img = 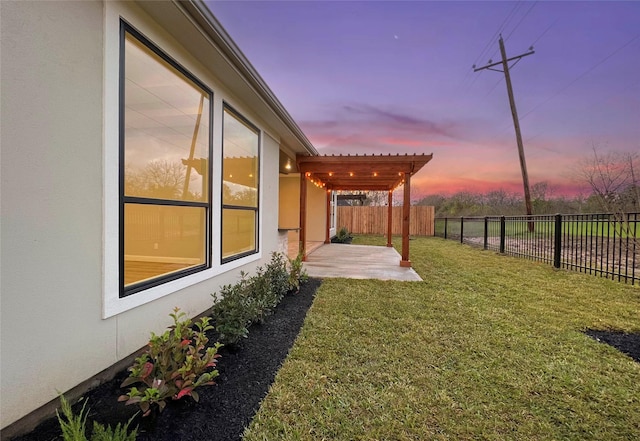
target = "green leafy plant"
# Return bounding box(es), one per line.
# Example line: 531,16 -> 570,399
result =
211,273 -> 254,345
57,394 -> 89,441
264,252 -> 291,300
90,420 -> 138,441
287,252 -> 308,293
57,394 -> 137,441
332,226 -> 353,244
211,252 -> 308,345
118,308 -> 222,416
250,253 -> 290,322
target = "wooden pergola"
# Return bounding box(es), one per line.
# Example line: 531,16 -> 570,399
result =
297,153 -> 433,267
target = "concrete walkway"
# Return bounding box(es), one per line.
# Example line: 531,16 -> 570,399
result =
303,244 -> 423,282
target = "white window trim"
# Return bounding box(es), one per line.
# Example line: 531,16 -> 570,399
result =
102,3 -> 262,318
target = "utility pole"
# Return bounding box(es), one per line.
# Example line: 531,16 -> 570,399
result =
474,35 -> 535,231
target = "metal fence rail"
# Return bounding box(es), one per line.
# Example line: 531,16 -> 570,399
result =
435,213 -> 639,285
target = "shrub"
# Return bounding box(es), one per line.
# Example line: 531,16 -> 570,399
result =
332,227 -> 353,243
90,420 -> 138,441
246,268 -> 275,325
57,395 -> 137,441
118,308 -> 222,416
247,252 -> 294,323
57,394 -> 89,441
211,252 -> 308,344
211,273 -> 254,345
263,252 -> 290,304
287,252 -> 308,293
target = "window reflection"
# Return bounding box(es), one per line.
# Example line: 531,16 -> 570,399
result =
121,27 -> 211,292
222,107 -> 259,260
124,33 -> 209,202
223,108 -> 258,207
222,208 -> 256,259
124,205 -> 206,286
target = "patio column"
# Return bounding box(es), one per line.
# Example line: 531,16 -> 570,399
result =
387,189 -> 393,247
325,189 -> 331,244
400,173 -> 411,267
299,173 -> 307,261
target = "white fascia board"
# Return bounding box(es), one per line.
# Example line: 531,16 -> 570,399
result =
177,0 -> 318,157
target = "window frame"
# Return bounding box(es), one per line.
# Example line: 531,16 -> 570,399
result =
119,21 -> 213,298
221,103 -> 261,264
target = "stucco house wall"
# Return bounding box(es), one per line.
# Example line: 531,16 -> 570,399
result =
0,0 -> 315,431
279,175 -> 301,229
306,185 -> 329,242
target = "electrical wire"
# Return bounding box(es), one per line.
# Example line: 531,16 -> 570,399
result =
519,33 -> 640,121
463,2 -> 524,90
505,2 -> 538,42
530,19 -> 557,47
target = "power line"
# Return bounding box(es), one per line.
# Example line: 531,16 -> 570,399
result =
520,33 -> 640,121
463,2 -> 524,90
472,2 -> 522,67
485,76 -> 504,97
530,19 -> 557,47
505,1 -> 538,42
523,76 -> 640,145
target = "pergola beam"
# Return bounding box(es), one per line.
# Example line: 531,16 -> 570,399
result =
296,153 -> 433,267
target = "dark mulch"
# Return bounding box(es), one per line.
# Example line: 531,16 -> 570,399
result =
13,278 -> 322,441
585,329 -> 640,363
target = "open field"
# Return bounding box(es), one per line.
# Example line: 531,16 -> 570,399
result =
437,217 -> 639,239
244,236 -> 640,440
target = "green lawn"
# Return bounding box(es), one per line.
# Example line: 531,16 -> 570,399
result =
436,217 -> 638,239
244,236 -> 640,440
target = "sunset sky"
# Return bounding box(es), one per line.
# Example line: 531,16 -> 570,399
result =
206,1 -> 640,199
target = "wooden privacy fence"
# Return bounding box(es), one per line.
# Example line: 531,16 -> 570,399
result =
337,206 -> 435,236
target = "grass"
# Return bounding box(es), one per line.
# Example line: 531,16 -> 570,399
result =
436,217 -> 639,239
243,236 -> 640,440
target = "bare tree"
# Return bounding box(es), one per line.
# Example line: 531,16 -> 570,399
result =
577,147 -> 639,213
576,146 -> 639,248
363,191 -> 389,206
125,160 -> 202,200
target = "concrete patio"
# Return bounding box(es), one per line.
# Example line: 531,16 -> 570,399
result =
302,244 -> 423,281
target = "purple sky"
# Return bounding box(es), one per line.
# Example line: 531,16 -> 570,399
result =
206,1 -> 640,198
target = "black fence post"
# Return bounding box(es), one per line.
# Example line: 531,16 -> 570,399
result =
483,217 -> 488,250
499,216 -> 506,254
444,217 -> 448,239
460,217 -> 464,244
553,213 -> 562,268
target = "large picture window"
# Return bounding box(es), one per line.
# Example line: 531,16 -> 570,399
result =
120,23 -> 212,296
222,106 -> 260,261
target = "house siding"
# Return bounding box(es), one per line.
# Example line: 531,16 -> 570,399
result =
0,0 -> 110,428
1,0 -> 295,430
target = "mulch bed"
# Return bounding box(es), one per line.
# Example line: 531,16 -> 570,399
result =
13,278 -> 322,441
585,329 -> 640,363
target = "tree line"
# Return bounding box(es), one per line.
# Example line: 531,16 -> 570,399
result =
417,149 -> 638,217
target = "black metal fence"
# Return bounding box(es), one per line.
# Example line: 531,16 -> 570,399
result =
435,213 -> 639,285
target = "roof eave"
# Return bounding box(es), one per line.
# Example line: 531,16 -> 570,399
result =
180,0 -> 318,156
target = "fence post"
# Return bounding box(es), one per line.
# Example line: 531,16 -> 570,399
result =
483,217 -> 488,250
460,217 -> 464,244
499,216 -> 506,253
443,218 -> 448,239
553,213 -> 562,268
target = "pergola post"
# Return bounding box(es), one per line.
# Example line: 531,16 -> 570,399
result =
386,190 -> 393,247
296,153 -> 432,267
325,189 -> 331,244
299,173 -> 308,261
400,173 -> 411,267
